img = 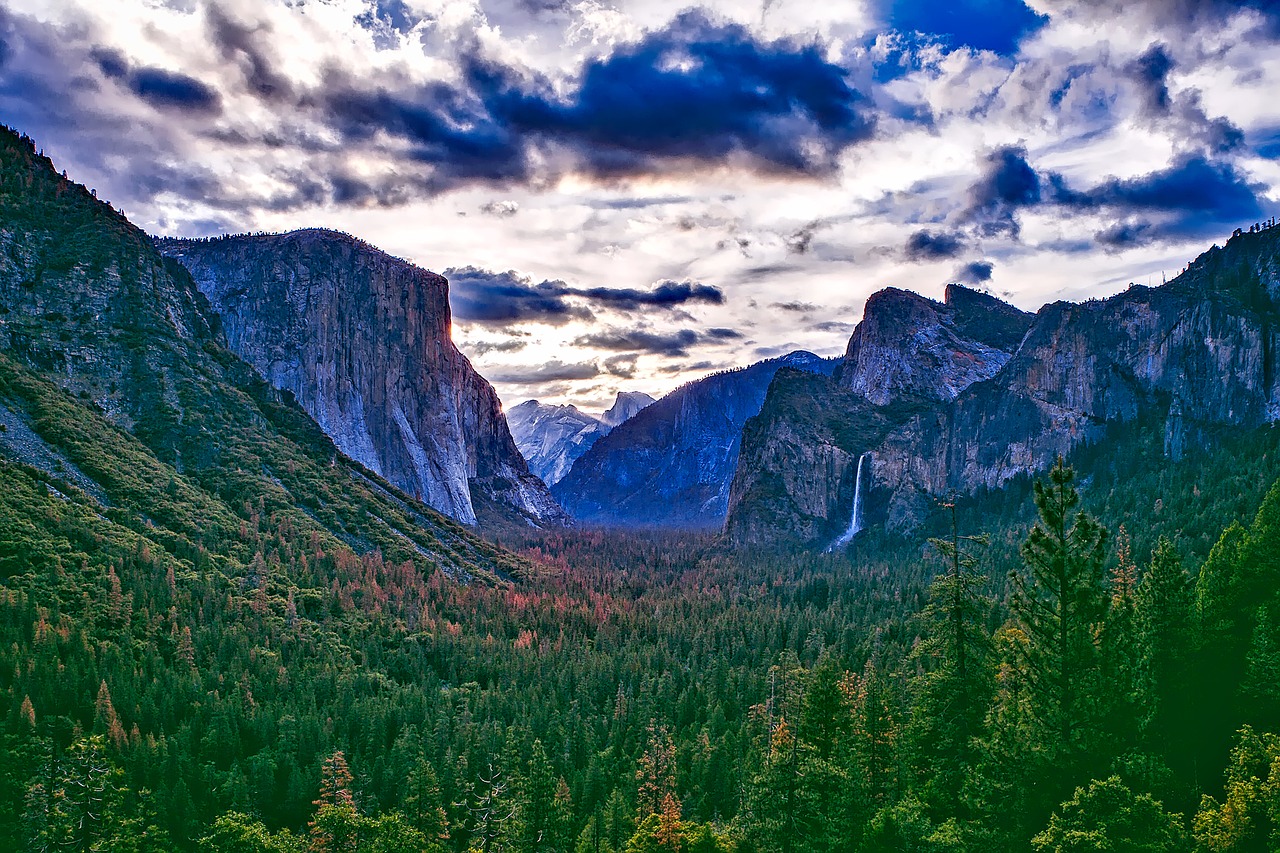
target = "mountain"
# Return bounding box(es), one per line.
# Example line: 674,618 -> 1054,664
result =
552,351 -> 838,528
0,124 -> 522,579
507,391 -> 654,486
155,231 -> 565,529
726,229 -> 1280,548
600,391 -> 655,427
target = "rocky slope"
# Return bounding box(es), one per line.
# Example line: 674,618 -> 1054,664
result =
726,229 -> 1280,548
507,391 -> 654,486
156,231 -> 566,528
0,125 -> 521,577
553,351 -> 837,528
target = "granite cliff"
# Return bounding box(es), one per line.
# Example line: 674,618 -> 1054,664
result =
553,351 -> 837,528
157,231 -> 566,528
726,231 -> 1280,548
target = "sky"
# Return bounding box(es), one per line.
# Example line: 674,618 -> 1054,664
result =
2,0 -> 1278,411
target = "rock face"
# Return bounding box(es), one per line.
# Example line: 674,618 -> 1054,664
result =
726,229 -> 1280,548
157,231 -> 566,528
507,391 -> 654,486
553,351 -> 837,528
838,285 -> 1033,404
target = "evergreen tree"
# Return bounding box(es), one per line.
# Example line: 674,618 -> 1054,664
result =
1008,460 -> 1109,791
906,505 -> 993,816
403,758 -> 449,844
1135,537 -> 1197,796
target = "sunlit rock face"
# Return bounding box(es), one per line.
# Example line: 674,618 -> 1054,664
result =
727,228 -> 1280,547
158,229 -> 567,528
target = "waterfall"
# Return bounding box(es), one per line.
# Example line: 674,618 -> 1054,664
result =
829,452 -> 871,551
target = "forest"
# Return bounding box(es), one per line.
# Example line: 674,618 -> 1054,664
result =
3,409 -> 1280,852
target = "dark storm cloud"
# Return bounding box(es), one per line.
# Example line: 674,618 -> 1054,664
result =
573,328 -> 702,357
572,280 -> 724,311
1072,155 -> 1263,221
953,140 -> 1264,248
92,47 -> 221,114
446,268 -> 726,327
955,260 -> 995,283
480,10 -> 877,177
905,229 -> 966,261
321,10 -> 881,188
879,0 -> 1048,55
446,267 -> 592,327
962,145 -> 1042,236
1128,44 -> 1173,117
1094,219 -> 1156,249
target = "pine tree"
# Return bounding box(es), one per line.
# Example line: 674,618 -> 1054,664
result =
1135,537 -> 1197,795
907,504 -> 993,816
403,757 -> 450,844
1009,460 -> 1109,781
635,724 -> 676,821
1097,526 -> 1144,758
310,751 -> 359,853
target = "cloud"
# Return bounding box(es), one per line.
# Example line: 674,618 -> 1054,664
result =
447,267 -> 726,327
955,260 -> 995,283
319,9 -> 881,190
1125,43 -> 1243,155
811,320 -> 856,334
905,228 -> 966,260
1073,155 -> 1263,220
463,339 -> 529,356
1041,0 -> 1280,38
573,327 -> 702,356
570,279 -> 724,310
480,199 -> 520,217
773,301 -> 819,312
205,5 -> 292,101
487,360 -> 603,383
92,47 -> 221,114
602,354 -> 639,377
1128,44 -> 1174,117
447,267 -> 592,327
962,144 -> 1042,237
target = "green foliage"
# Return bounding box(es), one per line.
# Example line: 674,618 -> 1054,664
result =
1193,727 -> 1280,852
1032,776 -> 1188,853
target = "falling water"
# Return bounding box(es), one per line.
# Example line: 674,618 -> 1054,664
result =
829,452 -> 871,551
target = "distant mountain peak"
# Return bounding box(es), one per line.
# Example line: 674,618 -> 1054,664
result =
508,390 -> 654,487
601,391 -> 655,427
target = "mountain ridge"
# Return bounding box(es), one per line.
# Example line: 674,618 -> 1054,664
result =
553,350 -> 838,528
726,226 -> 1280,547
